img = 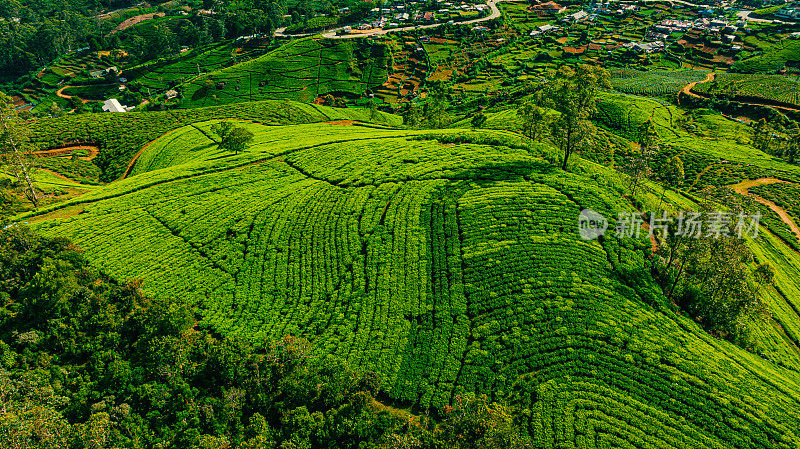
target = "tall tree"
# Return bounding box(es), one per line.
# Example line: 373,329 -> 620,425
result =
0,94 -> 37,209
423,94 -> 450,129
212,121 -> 254,154
517,101 -> 548,142
660,154 -> 685,187
654,192 -> 768,346
544,65 -> 610,170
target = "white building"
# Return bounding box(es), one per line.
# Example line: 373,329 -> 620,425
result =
530,24 -> 559,36
102,98 -> 134,113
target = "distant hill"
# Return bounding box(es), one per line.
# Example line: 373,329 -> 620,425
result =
179,38 -> 390,107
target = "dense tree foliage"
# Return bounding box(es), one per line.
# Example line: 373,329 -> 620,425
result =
0,226 -> 527,448
0,94 -> 37,209
542,65 -> 611,170
653,190 -> 770,346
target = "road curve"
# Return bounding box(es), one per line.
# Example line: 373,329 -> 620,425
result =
678,72 -> 715,103
275,0 -> 520,40
736,10 -> 785,24
730,178 -> 800,245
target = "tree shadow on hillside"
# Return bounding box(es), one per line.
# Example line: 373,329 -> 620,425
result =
447,159 -> 558,184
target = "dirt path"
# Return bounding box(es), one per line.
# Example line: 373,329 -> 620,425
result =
108,12 -> 165,36
56,86 -> 91,104
121,138 -> 159,180
678,72 -> 714,104
680,73 -> 800,112
730,177 -> 800,244
32,145 -> 99,161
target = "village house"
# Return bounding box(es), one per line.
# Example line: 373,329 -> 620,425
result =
101,98 -> 134,113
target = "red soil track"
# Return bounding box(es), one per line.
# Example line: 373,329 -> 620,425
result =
730,178 -> 800,245
32,145 -> 99,161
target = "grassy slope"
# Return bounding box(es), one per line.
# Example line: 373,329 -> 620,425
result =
20,121 -> 800,447
180,37 -> 389,107
23,99 -> 401,181
595,92 -> 800,181
692,73 -> 800,108
455,91 -> 800,376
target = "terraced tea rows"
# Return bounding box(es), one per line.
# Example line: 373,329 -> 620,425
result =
180,38 -> 389,107
24,99 -> 401,181
610,69 -> 710,99
21,121 -> 800,446
692,73 -> 800,108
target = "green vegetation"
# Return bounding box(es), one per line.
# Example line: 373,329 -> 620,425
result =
23,99 -> 400,181
126,42 -> 271,93
610,68 -> 710,100
733,39 -> 800,73
180,38 -> 390,107
10,2 -> 800,447
0,226 -> 528,448
19,120 -> 800,447
751,181 -> 800,226
692,73 -> 800,108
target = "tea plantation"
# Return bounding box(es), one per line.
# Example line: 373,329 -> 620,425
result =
180,38 -> 390,107
22,120 -> 800,447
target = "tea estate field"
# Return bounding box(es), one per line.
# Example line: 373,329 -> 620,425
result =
19,119 -> 800,447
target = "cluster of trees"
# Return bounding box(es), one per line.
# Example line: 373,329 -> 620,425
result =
511,65 -> 612,170
2,0 -> 374,80
0,1 -> 102,78
652,189 -> 772,347
751,117 -> 800,164
618,119 -> 685,205
0,225 -> 530,448
0,93 -> 37,211
401,93 -> 451,129
321,93 -> 348,108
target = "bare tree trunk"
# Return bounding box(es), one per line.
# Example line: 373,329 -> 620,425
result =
2,122 -> 37,209
562,126 -> 572,170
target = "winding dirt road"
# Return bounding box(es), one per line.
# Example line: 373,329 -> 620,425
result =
56,86 -> 90,104
678,72 -> 714,104
731,177 -> 800,244
679,73 -> 800,112
276,0 -> 519,40
32,145 -> 99,161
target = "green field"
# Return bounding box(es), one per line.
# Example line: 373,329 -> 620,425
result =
692,73 -> 800,108
610,68 -> 710,100
594,93 -> 800,183
734,37 -> 800,73
24,99 -> 401,181
180,38 -> 390,106
125,42 -> 271,93
751,181 -> 800,228
18,118 -> 800,446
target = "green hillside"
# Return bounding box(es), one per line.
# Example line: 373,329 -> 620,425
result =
692,73 -> 800,108
22,120 -> 800,446
23,99 -> 400,181
180,38 -> 390,107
